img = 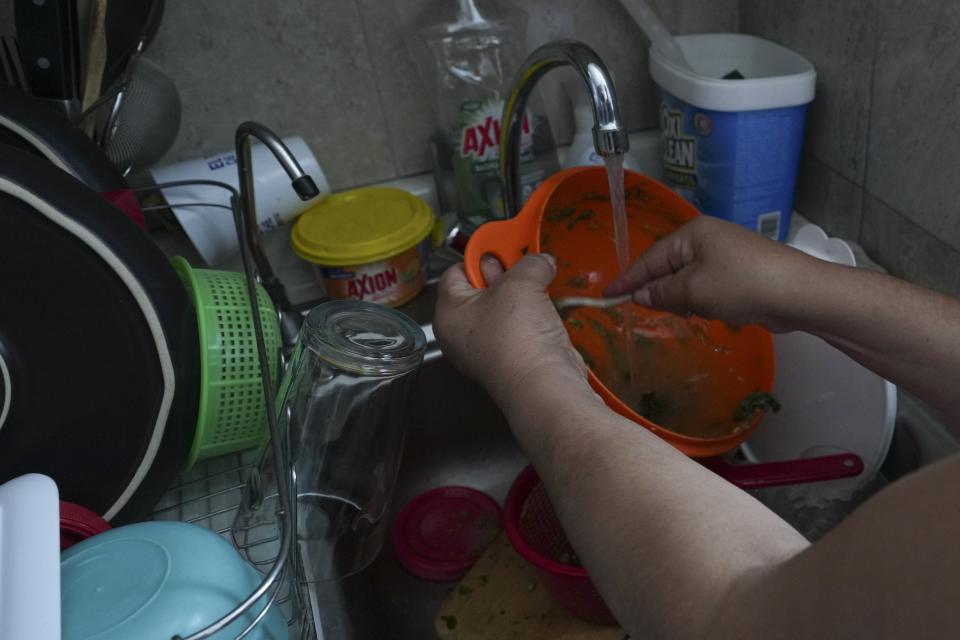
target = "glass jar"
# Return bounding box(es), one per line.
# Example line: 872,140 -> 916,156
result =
233,300 -> 426,588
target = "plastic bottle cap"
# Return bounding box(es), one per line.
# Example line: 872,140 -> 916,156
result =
392,486 -> 502,582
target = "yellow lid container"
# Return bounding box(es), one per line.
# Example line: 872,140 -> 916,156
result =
291,187 -> 435,267
292,187 -> 436,307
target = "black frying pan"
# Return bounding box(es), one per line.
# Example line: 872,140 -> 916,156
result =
0,82 -> 145,226
0,145 -> 198,522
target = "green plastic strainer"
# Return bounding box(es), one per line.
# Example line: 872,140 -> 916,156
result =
171,257 -> 281,470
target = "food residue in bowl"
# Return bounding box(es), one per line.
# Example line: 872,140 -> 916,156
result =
541,190 -> 774,441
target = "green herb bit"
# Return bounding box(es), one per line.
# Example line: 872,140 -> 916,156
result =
547,206 -> 576,222
520,245 -> 529,255
624,186 -> 645,200
567,209 -> 596,230
588,319 -> 612,341
440,615 -> 458,630
733,391 -> 781,423
634,334 -> 657,350
458,585 -> 474,595
637,391 -> 669,423
567,275 -> 589,289
601,305 -> 624,324
566,318 -> 584,330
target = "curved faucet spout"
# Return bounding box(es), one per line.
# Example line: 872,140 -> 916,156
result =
499,40 -> 629,217
234,121 -> 321,351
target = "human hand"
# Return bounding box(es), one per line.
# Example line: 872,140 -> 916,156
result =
604,216 -> 816,331
434,254 -> 591,411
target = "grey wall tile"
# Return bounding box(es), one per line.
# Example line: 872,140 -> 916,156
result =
521,0 -> 659,146
740,0 -> 876,186
0,0 -> 732,188
150,1 -> 395,191
355,0 -> 435,178
522,0 -> 738,147
794,153 -> 864,241
866,0 -> 960,252
860,193 -> 960,297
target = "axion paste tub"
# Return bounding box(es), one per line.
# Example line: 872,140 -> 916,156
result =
292,187 -> 435,307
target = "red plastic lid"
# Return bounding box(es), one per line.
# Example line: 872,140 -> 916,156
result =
60,500 -> 111,551
392,486 -> 502,581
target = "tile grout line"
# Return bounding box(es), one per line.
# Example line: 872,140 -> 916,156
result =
858,0 -> 881,246
352,0 -> 403,178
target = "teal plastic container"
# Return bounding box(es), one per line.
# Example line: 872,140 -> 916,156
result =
61,521 -> 288,640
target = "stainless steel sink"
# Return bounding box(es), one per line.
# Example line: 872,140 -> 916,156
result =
304,269 -> 960,639
149,230 -> 959,639
307,277 -> 529,640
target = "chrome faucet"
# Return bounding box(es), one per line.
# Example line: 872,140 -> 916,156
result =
234,121 -> 320,352
499,40 -> 629,217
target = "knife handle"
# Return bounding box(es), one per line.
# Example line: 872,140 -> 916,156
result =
13,0 -> 79,101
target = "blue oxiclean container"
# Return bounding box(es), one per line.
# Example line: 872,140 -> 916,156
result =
650,34 -> 816,241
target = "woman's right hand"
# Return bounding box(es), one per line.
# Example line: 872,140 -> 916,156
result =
604,216 -> 819,331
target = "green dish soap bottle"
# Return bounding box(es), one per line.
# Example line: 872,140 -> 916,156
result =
417,0 -> 559,233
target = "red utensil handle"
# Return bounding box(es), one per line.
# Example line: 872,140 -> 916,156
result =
703,453 -> 864,490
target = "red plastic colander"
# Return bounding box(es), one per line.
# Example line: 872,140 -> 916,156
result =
502,465 -> 616,625
502,455 -> 863,625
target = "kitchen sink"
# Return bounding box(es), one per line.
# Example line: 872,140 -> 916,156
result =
148,233 -> 958,639
306,277 -> 528,639
304,270 -> 959,639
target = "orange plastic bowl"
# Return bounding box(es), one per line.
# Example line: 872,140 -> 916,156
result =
464,167 -> 775,457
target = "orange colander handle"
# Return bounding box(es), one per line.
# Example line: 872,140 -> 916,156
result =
463,214 -> 540,288
463,168 -> 595,288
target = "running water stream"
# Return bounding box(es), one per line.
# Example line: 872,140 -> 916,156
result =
604,153 -> 640,394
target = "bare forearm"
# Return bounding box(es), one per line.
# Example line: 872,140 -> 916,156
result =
609,216 -> 960,425
502,372 -> 960,639
770,258 -> 960,425
501,376 -> 808,639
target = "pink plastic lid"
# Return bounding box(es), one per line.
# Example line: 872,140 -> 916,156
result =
392,486 -> 502,581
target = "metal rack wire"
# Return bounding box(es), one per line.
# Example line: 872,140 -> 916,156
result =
150,451 -> 313,639
137,137 -> 318,639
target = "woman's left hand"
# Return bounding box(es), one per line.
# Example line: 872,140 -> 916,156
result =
434,254 -> 590,412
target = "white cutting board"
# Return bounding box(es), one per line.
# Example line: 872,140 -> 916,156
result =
0,474 -> 61,640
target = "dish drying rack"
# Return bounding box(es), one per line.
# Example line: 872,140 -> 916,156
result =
136,127 -> 318,640
150,451 -> 313,640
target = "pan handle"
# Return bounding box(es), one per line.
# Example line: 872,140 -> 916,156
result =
464,216 -> 539,288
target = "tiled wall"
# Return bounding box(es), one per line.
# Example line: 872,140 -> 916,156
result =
2,1 -> 957,294
740,0 -> 960,295
141,0 -> 736,190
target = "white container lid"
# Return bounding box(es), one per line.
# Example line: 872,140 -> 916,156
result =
650,33 -> 816,112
